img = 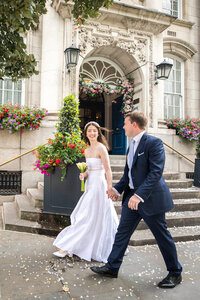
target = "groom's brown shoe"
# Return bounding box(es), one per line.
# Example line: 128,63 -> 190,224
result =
90,265 -> 118,278
158,274 -> 182,288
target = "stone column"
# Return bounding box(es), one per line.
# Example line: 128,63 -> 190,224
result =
40,1 -> 64,113
149,34 -> 165,131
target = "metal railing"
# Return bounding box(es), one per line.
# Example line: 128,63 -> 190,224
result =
0,143 -> 48,168
0,141 -> 195,168
163,142 -> 195,164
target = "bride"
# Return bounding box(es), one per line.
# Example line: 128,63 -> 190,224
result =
53,121 -> 119,262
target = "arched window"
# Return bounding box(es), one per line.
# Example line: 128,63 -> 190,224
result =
80,57 -> 124,86
0,78 -> 25,105
164,58 -> 184,119
163,0 -> 182,18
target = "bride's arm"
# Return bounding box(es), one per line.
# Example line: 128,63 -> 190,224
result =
79,151 -> 88,180
99,145 -> 112,190
79,170 -> 88,180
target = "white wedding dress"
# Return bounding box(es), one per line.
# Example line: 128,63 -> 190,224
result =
53,158 -> 119,263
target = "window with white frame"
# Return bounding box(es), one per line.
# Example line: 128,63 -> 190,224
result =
0,78 -> 25,106
162,0 -> 181,18
164,58 -> 184,119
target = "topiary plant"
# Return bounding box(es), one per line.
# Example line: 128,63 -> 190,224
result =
56,94 -> 81,135
33,95 -> 87,180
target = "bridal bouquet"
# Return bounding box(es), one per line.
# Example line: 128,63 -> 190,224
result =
76,162 -> 87,191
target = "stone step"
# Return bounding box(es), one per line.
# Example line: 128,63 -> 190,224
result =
114,199 -> 200,215
115,208 -> 200,230
112,172 -> 181,181
112,179 -> 193,188
173,198 -> 200,211
129,225 -> 200,246
0,195 -> 15,205
112,172 -> 123,180
37,182 -> 44,190
15,194 -> 41,222
36,178 -> 192,190
165,179 -> 193,188
3,202 -> 200,246
27,188 -> 43,209
170,188 -> 200,199
162,172 -> 181,180
111,165 -> 125,172
109,155 -> 126,163
2,202 -> 61,236
138,210 -> 200,229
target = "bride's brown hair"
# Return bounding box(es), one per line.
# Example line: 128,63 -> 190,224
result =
83,121 -> 110,150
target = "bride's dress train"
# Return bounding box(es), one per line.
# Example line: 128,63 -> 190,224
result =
53,158 -> 119,263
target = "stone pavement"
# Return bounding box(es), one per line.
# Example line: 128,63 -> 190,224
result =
0,222 -> 199,300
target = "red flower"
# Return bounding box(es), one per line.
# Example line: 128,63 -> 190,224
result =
68,144 -> 75,148
81,150 -> 85,154
55,158 -> 61,164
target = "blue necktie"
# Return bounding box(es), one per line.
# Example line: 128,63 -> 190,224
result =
128,139 -> 135,189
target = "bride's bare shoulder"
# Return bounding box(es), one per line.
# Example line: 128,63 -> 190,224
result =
98,143 -> 107,153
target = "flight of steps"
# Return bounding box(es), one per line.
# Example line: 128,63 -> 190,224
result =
1,155 -> 200,246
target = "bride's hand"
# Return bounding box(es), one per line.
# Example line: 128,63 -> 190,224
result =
107,188 -> 119,201
79,173 -> 85,180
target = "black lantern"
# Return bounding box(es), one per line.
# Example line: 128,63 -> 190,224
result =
155,59 -> 173,80
64,45 -> 80,70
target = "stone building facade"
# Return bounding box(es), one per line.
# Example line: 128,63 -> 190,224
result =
0,0 -> 199,190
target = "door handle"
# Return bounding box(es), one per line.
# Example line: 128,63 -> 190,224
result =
116,128 -> 119,131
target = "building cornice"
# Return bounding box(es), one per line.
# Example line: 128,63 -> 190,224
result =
52,0 -> 177,34
172,18 -> 195,29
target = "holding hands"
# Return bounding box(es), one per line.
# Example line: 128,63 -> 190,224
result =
107,188 -> 120,201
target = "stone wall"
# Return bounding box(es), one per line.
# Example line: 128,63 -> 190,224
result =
151,127 -> 196,176
0,118 -> 56,192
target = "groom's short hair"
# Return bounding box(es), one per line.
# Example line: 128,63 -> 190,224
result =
125,111 -> 148,129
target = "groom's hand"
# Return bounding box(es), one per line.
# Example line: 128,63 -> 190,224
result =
128,194 -> 141,210
107,188 -> 119,201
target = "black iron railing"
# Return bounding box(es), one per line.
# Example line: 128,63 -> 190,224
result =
0,170 -> 22,195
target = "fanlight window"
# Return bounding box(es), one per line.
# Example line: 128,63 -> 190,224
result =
80,57 -> 124,87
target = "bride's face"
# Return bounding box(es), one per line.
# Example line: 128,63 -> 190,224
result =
86,125 -> 99,142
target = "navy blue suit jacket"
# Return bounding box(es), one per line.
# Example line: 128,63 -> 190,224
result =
114,133 -> 174,216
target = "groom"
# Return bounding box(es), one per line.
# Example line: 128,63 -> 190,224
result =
91,111 -> 182,288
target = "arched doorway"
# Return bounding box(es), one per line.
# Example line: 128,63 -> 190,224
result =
79,92 -> 105,129
79,57 -> 127,154
79,53 -> 141,154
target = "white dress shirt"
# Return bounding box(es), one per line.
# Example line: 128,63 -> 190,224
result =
113,131 -> 145,202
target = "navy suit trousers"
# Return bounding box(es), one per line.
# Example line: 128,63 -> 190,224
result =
106,190 -> 182,276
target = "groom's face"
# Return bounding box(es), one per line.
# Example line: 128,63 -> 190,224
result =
123,117 -> 136,138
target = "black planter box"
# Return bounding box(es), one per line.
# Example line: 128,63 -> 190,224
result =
44,159 -> 85,215
194,158 -> 200,187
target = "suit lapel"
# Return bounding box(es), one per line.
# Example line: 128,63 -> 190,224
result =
132,133 -> 147,167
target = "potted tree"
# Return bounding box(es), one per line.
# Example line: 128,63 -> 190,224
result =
34,95 -> 87,215
194,133 -> 200,187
